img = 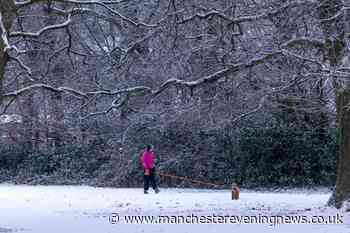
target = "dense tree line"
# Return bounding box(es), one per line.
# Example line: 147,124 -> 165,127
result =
0,109 -> 338,189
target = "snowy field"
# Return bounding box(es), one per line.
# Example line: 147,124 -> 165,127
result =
0,184 -> 349,233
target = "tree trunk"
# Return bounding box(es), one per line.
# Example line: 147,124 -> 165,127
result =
0,47 -> 8,104
44,6 -> 66,150
48,63 -> 66,150
19,92 -> 37,151
0,0 -> 16,104
50,87 -> 65,149
334,89 -> 350,208
317,0 -> 350,208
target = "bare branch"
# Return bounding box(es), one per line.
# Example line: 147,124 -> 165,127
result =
1,11 -> 32,76
0,12 -> 11,51
3,83 -> 87,99
8,54 -> 32,76
15,0 -> 157,27
86,86 -> 152,96
153,51 -> 287,97
0,96 -> 15,115
178,1 -> 314,25
281,37 -> 325,49
231,75 -> 306,124
82,94 -> 129,119
10,14 -> 72,37
281,49 -> 326,69
231,96 -> 267,124
14,0 -> 126,7
1,48 -> 327,119
319,6 -> 350,23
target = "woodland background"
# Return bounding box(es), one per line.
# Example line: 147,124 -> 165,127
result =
0,0 -> 344,191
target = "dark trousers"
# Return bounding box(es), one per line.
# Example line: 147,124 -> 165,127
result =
144,168 -> 157,191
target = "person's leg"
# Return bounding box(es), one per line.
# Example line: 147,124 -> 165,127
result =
150,168 -> 159,193
144,170 -> 150,193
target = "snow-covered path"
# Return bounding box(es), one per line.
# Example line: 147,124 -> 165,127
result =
0,185 -> 349,233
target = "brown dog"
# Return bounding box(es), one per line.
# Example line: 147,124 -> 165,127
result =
231,183 -> 240,200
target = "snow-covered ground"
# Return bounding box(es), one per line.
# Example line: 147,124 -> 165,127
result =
0,184 -> 349,233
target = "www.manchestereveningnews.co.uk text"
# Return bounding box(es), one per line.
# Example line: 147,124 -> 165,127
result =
108,213 -> 343,225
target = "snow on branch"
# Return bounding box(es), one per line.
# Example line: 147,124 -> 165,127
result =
3,84 -> 88,98
84,86 -> 152,96
152,68 -> 232,97
2,49 -> 326,117
3,83 -> 153,102
81,95 -> 129,119
53,7 -> 120,26
177,1 -> 313,25
319,7 -> 350,23
153,51 -> 287,96
230,96 -> 267,124
8,55 -> 32,76
0,12 -> 11,51
151,49 -> 327,102
5,50 -> 313,100
281,49 -> 327,69
15,0 -> 158,28
14,0 -> 126,7
282,37 -> 325,49
230,75 -> 306,124
10,14 -> 72,37
1,11 -> 32,75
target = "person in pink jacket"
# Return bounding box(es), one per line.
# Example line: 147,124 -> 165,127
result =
141,145 -> 160,194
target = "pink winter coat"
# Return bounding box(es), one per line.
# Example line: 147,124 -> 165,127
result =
141,150 -> 155,169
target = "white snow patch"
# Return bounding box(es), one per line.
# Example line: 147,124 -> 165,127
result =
0,185 -> 349,233
0,114 -> 22,124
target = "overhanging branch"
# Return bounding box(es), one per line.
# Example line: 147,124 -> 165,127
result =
177,1 -> 315,25
10,14 -> 72,37
2,49 -> 326,116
